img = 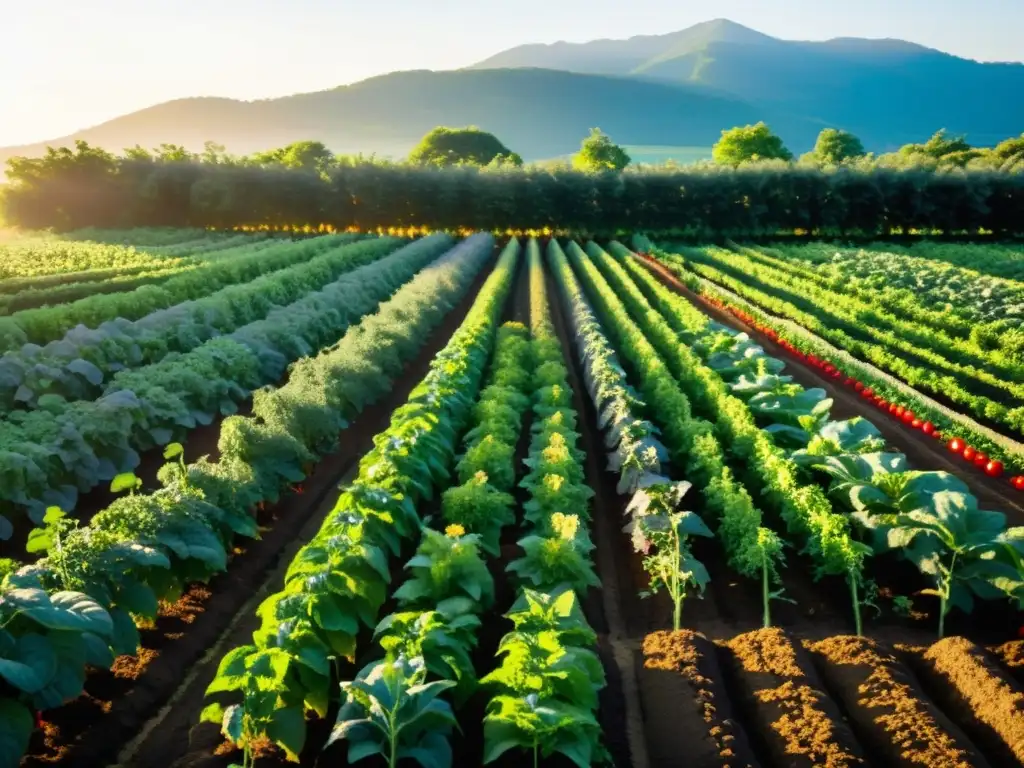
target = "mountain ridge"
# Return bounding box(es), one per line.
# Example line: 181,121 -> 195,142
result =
2,19 -> 1022,170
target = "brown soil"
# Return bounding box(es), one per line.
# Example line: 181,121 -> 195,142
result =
641,630 -> 760,768
806,635 -> 987,767
908,636 -> 1024,767
21,256 -> 497,768
724,628 -> 867,768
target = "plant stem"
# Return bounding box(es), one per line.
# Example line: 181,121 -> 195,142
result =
672,530 -> 682,630
761,549 -> 771,629
849,573 -> 862,637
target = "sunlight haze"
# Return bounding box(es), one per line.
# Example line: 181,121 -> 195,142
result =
3,0 -> 1021,147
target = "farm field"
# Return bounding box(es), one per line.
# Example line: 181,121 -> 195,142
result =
4,230 -> 1024,768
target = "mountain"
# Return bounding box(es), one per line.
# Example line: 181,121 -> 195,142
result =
472,19 -> 1024,148
0,68 -> 811,169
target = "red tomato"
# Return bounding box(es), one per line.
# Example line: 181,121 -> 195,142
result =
1012,475 -> 1024,490
901,410 -> 915,424
922,421 -> 935,435
854,382 -> 865,392
948,438 -> 965,453
986,461 -> 1004,478
963,446 -> 977,462
845,377 -> 855,387
863,387 -> 874,398
911,418 -> 923,429
892,405 -> 904,417
974,453 -> 989,468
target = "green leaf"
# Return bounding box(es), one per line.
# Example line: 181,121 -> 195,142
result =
0,699 -> 34,768
221,704 -> 244,744
24,528 -> 55,554
42,506 -> 66,525
163,443 -> 185,460
267,705 -> 306,762
0,633 -> 57,693
110,473 -> 142,494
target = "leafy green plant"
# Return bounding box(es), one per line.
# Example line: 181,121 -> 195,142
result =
440,472 -> 515,556
326,655 -> 458,768
482,588 -> 607,767
374,603 -> 480,705
110,472 -> 143,495
393,522 -> 495,614
456,436 -> 516,491
508,513 -> 599,594
886,492 -> 1024,637
626,482 -> 712,630
155,442 -> 188,487
201,646 -> 307,767
0,575 -> 115,768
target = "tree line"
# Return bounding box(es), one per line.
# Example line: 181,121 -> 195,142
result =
2,125 -> 1023,235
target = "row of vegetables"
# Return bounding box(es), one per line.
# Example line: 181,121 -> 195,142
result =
0,232 -> 276,316
201,237 -> 521,767
769,240 -> 1024,337
736,241 -> 1024,390
0,233 -> 300,350
0,234 -> 498,768
0,234 -> 381,412
0,234 -> 456,537
672,243 -> 1024,443
613,238 -> 1024,640
640,239 -> 1024,475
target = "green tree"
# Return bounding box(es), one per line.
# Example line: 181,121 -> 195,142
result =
572,128 -> 631,172
408,126 -> 521,167
992,132 -> 1024,171
810,128 -> 865,165
251,140 -> 334,171
712,122 -> 793,166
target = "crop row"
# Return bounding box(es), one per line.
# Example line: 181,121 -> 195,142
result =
612,239 -> 1024,638
0,234 -> 458,536
638,239 -> 1024,478
0,235 -> 395,413
0,233 -> 345,351
476,239 -> 607,766
0,234 -> 499,767
0,233 -> 279,315
737,241 -> 1024,377
200,236 -> 517,765
554,238 -> 790,626
671,244 -> 1024,441
760,241 -> 1024,338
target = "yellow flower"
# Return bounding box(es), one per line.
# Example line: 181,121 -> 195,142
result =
473,470 -> 489,484
551,512 -> 580,540
544,473 -> 566,492
445,524 -> 466,538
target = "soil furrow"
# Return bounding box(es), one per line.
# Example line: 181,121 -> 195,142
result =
641,630 -> 761,768
806,635 -> 988,768
723,628 -> 867,768
904,636 -> 1024,768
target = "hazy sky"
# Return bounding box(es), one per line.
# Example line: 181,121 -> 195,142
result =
3,0 -> 1021,146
